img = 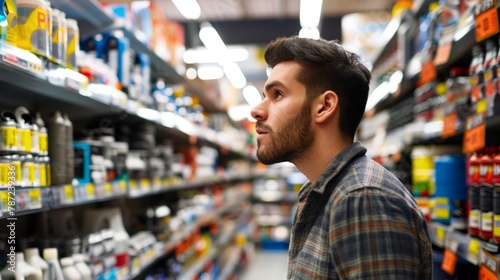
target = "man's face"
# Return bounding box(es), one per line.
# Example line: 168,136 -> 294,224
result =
251,61 -> 314,165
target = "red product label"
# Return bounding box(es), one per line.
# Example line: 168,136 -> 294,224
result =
493,156 -> 500,184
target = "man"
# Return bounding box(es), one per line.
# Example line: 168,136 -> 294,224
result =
250,36 -> 432,279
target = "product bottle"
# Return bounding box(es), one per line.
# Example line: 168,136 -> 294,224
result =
72,254 -> 91,280
492,146 -> 500,243
483,40 -> 498,98
60,258 -> 81,280
47,111 -> 66,185
469,149 -> 482,237
1,252 -> 43,280
43,248 -> 64,280
63,114 -> 74,184
470,45 -> 485,103
479,147 -> 495,241
35,112 -> 48,156
25,248 -> 48,280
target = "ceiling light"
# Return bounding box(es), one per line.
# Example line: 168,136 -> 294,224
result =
172,0 -> 201,20
199,22 -> 247,89
197,66 -> 224,80
299,28 -> 320,39
300,0 -> 323,28
243,85 -> 262,106
365,81 -> 390,112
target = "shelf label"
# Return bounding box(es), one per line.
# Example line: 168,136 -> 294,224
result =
86,184 -> 95,199
479,249 -> 499,280
153,177 -> 161,189
418,61 -> 437,86
434,26 -> 456,66
104,182 -> 112,196
463,112 -> 486,154
441,249 -> 458,276
441,112 -> 458,138
130,180 -> 138,190
64,185 -> 74,203
29,189 -> 41,209
140,179 -> 151,191
436,227 -> 446,245
119,180 -> 127,193
475,0 -> 500,42
433,198 -> 450,220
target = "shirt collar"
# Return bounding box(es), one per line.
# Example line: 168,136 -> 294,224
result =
298,141 -> 367,199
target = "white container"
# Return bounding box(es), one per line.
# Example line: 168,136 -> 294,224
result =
24,248 -> 48,280
1,252 -> 42,280
43,248 -> 64,280
59,258 -> 80,280
71,254 -> 91,280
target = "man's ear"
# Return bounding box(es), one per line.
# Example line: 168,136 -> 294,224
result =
314,90 -> 338,123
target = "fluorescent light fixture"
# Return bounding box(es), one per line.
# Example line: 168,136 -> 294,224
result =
300,0 -> 323,28
197,66 -> 224,80
228,105 -> 252,121
199,22 -> 247,88
183,48 -> 249,64
243,85 -> 262,106
299,27 -> 320,39
223,62 -> 247,89
199,23 -> 227,50
365,81 -> 390,111
172,0 -> 201,20
388,70 -> 403,93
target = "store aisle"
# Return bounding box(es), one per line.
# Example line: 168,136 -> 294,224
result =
241,250 -> 288,280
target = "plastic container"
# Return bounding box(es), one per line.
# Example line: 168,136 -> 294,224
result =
25,248 -> 48,280
72,254 -> 92,280
1,252 -> 43,280
0,111 -> 18,153
43,248 -> 64,280
0,0 -> 18,46
15,107 -> 33,153
35,112 -> 48,156
60,257 -> 81,280
17,0 -> 49,57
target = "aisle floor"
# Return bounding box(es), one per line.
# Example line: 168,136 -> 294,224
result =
241,250 -> 288,280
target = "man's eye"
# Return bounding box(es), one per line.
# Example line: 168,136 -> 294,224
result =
275,91 -> 283,98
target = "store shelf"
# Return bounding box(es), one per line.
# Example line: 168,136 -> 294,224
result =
0,187 -> 50,219
253,191 -> 297,203
50,0 -> 115,28
429,222 -> 483,266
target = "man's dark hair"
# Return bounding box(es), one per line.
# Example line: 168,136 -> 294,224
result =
264,36 -> 371,139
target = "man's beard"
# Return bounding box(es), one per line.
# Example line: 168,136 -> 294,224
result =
256,102 -> 314,165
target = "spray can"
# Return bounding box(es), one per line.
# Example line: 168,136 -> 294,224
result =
66,18 -> 79,70
469,150 -> 482,237
16,0 -> 49,58
47,111 -> 66,185
35,112 -> 48,156
63,114 -> 73,184
0,0 -> 18,46
15,106 -> 32,153
493,147 -> 500,243
0,111 -> 18,153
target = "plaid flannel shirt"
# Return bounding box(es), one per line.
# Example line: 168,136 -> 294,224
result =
287,142 -> 432,279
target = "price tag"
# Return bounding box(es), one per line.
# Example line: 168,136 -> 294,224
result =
442,249 -> 458,275
434,26 -> 456,66
463,112 -> 486,154
29,189 -> 42,209
475,0 -> 500,42
153,177 -> 161,189
433,198 -> 450,220
441,112 -> 458,138
418,61 -> 437,86
1,191 -> 8,212
477,99 -> 488,114
64,185 -> 74,203
86,184 -> 95,199
140,179 -> 151,191
436,227 -> 446,245
469,239 -> 482,257
133,257 -> 140,271
479,249 -> 499,280
119,180 -> 127,193
104,183 -> 112,196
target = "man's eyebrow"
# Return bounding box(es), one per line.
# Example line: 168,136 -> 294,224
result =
264,81 -> 288,93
